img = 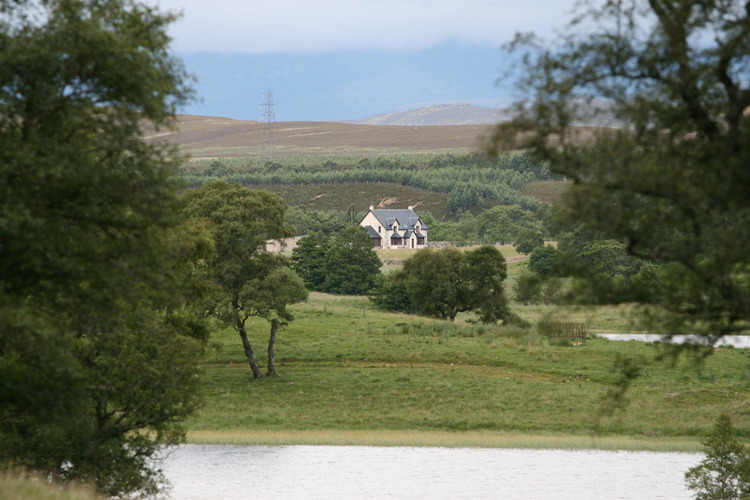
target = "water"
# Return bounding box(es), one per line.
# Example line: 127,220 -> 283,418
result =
597,333 -> 750,348
161,445 -> 701,499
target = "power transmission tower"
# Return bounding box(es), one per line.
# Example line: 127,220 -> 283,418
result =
259,90 -> 276,161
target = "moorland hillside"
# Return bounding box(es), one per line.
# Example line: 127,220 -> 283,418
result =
145,114 -> 493,158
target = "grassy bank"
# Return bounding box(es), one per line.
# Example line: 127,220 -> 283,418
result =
186,429 -> 702,452
0,471 -> 102,500
187,284 -> 750,451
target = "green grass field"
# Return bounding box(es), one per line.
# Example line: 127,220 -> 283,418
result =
187,271 -> 750,451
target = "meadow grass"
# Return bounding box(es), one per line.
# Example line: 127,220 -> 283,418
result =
0,471 -> 102,500
186,430 -> 702,452
190,291 -> 750,451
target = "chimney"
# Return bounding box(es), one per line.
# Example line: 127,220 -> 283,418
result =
407,205 -> 414,210
369,205 -> 374,211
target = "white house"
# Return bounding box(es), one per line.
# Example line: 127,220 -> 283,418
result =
359,206 -> 428,249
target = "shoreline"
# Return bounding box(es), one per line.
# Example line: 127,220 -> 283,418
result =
185,429 -> 703,453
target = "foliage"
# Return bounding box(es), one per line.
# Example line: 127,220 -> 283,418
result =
180,152 -> 545,213
393,246 -> 514,323
514,228 -> 545,255
513,269 -> 562,305
273,183 -> 448,222
286,207 -> 355,236
553,226 -> 659,304
426,204 -> 544,244
528,245 -> 561,275
578,240 -> 643,286
181,181 -> 308,378
489,0 -> 750,338
290,232 -> 330,290
292,226 -> 382,295
685,414 -> 750,500
0,0 -> 203,497
369,273 -> 416,313
322,225 -> 383,295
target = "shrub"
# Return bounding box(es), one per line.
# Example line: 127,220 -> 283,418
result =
685,414 -> 750,500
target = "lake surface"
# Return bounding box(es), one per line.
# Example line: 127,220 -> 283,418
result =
597,333 -> 750,348
161,445 -> 701,499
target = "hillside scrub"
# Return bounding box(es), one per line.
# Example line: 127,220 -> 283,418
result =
179,152 -> 551,213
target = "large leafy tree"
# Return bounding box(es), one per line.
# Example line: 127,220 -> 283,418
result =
0,0 -> 206,497
181,181 -> 307,379
514,227 -> 544,255
489,0 -> 750,339
321,225 -> 382,295
291,232 -> 330,291
395,246 -> 513,323
291,225 -> 382,295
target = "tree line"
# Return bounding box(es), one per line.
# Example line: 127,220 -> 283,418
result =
288,227 -> 519,324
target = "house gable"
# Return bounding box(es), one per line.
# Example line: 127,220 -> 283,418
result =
358,206 -> 428,249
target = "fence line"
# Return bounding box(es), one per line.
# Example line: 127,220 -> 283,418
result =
539,322 -> 587,345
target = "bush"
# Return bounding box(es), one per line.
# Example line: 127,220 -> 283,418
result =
369,274 -> 415,313
528,245 -> 562,275
513,270 -> 562,305
514,228 -> 544,255
685,414 -> 750,500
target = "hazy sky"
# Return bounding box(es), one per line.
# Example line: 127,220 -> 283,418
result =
151,0 -> 578,53
144,1 -> 582,120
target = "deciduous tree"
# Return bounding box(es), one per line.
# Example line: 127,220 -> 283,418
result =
395,246 -> 514,323
291,232 -> 331,291
181,181 -> 307,379
528,245 -> 561,276
0,0 -> 206,496
321,225 -> 382,295
685,414 -> 750,500
291,225 -> 382,295
514,228 -> 544,255
489,0 -> 750,338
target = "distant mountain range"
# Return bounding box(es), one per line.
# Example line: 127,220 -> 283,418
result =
177,45 -> 513,122
350,100 -> 620,127
350,103 -> 515,126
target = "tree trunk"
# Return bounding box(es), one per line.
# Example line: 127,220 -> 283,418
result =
235,316 -> 263,379
267,318 -> 279,377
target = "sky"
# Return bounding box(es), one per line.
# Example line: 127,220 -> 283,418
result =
148,1 -> 579,121
152,0 -> 577,54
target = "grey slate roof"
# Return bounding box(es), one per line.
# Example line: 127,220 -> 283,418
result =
368,208 -> 427,231
363,226 -> 381,239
